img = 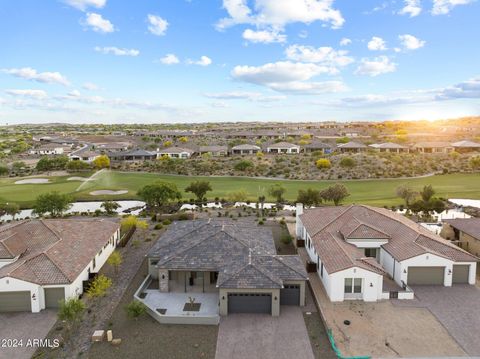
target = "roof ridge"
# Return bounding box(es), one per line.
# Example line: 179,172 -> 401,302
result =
40,251 -> 72,281
311,205 -> 354,237
216,262 -> 250,287
250,259 -> 283,285
0,220 -> 29,234
345,218 -> 390,239
271,255 -> 308,279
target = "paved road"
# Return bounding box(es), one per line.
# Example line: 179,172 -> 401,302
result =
0,310 -> 57,359
410,285 -> 480,356
215,306 -> 315,359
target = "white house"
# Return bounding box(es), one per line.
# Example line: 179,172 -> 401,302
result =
157,147 -> 195,159
29,144 -> 65,156
296,204 -> 478,302
266,142 -> 300,154
0,219 -> 120,312
69,146 -> 102,163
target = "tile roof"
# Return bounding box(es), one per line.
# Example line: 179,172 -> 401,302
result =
337,141 -> 367,149
370,142 -> 408,149
199,145 -> 228,152
413,141 -> 453,148
231,144 -> 261,150
148,219 -> 307,289
451,140 -> 480,148
157,147 -> 195,154
0,219 -> 119,285
443,218 -> 480,240
267,142 -> 300,149
300,205 -> 478,274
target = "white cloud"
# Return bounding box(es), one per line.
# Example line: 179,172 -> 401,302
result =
94,46 -> 140,56
231,61 -> 348,94
367,36 -> 387,51
5,89 -> 48,99
84,12 -> 115,33
398,0 -> 422,17
204,91 -> 287,102
285,45 -> 354,70
2,67 -> 70,86
298,30 -> 308,39
63,0 -> 106,11
432,0 -> 474,15
242,28 -> 286,43
159,54 -> 180,65
339,37 -> 351,46
355,56 -> 397,76
398,34 -> 425,50
82,82 -> 99,91
147,14 -> 168,36
217,0 -> 345,30
186,56 -> 212,66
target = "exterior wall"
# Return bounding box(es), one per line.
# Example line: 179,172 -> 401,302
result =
346,238 -> 388,248
328,268 -> 383,302
400,253 -> 453,286
458,232 -> 480,257
159,269 -> 169,292
267,146 -> 300,154
219,288 -> 280,316
0,277 -> 42,312
380,248 -> 403,286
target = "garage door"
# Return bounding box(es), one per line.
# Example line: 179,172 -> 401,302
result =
228,293 -> 271,314
0,291 -> 31,312
453,265 -> 470,284
281,285 -> 300,305
45,288 -> 65,309
407,267 -> 445,285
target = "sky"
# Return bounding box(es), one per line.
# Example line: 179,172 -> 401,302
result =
0,0 -> 479,125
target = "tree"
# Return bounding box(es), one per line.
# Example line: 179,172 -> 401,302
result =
101,201 -> 120,215
3,202 -> 20,220
178,136 -> 188,143
297,188 -> 322,207
92,155 -> 110,169
120,215 -> 148,233
185,180 -> 212,202
12,161 -> 27,172
316,158 -> 331,169
396,185 -> 417,206
107,250 -> 123,274
321,183 -> 350,206
336,137 -> 350,144
33,192 -> 73,217
0,164 -> 8,176
66,160 -> 91,171
339,157 -> 356,168
420,185 -> 435,203
234,160 -> 254,171
86,274 -> 112,298
36,156 -> 69,171
125,300 -> 147,320
137,182 -> 181,208
470,156 -> 480,169
227,189 -> 248,203
58,298 -> 85,333
268,184 -> 286,204
163,141 -> 173,148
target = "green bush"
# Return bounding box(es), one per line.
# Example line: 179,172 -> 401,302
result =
339,157 -> 356,168
154,223 -> 163,230
162,219 -> 172,225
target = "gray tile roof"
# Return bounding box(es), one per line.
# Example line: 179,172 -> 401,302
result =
300,205 -> 478,274
148,219 -> 307,289
337,141 -> 367,149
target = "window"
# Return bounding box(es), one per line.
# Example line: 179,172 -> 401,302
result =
365,248 -> 377,258
320,262 -> 324,278
344,278 -> 362,294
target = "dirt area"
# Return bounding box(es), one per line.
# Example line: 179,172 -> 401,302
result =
88,259 -> 218,359
265,220 -> 296,255
318,289 -> 465,358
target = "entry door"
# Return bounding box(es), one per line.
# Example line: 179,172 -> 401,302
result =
344,278 -> 362,299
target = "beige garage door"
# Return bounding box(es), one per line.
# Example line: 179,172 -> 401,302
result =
452,265 -> 470,284
407,267 -> 445,285
0,291 -> 32,312
45,288 -> 65,308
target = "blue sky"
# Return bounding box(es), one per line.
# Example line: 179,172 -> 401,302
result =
1,0 -> 479,124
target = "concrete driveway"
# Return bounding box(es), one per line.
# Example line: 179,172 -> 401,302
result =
0,310 -> 57,359
410,285 -> 480,356
215,306 -> 314,359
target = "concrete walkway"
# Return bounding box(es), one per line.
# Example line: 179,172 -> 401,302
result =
215,306 -> 314,359
0,310 -> 57,359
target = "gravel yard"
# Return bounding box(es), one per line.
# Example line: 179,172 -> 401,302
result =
88,258 -> 218,359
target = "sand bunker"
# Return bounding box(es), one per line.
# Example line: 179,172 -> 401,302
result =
15,178 -> 50,184
67,177 -> 93,182
90,190 -> 128,196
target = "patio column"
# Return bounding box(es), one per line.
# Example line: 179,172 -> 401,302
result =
159,269 -> 169,292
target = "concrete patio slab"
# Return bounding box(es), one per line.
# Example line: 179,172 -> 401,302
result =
215,306 -> 314,359
142,290 -> 219,317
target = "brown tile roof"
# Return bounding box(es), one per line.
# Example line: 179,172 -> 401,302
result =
300,205 -> 478,274
443,218 -> 480,240
0,219 -> 119,285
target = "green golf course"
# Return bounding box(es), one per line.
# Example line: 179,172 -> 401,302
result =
1,170 -> 479,208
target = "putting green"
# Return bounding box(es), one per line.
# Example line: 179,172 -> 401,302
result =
0,170 -> 479,208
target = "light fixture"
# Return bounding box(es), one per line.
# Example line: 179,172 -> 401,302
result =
370,283 -> 373,287
448,269 -> 452,275
222,296 -> 225,300
274,296 -> 277,301
403,269 -> 407,274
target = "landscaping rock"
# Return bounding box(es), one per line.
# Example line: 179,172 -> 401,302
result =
111,338 -> 122,346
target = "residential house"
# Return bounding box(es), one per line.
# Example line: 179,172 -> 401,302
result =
198,146 -> 228,157
304,141 -> 333,154
29,144 -> 65,156
231,144 -> 261,155
337,141 -> 367,153
137,220 -> 308,324
451,140 -> 480,153
95,142 -> 130,152
296,204 -> 478,302
266,142 -> 300,154
69,146 -> 102,163
412,142 -> 454,153
109,149 -> 157,161
0,219 -> 120,312
157,147 -> 195,159
442,218 -> 480,258
369,142 -> 409,153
